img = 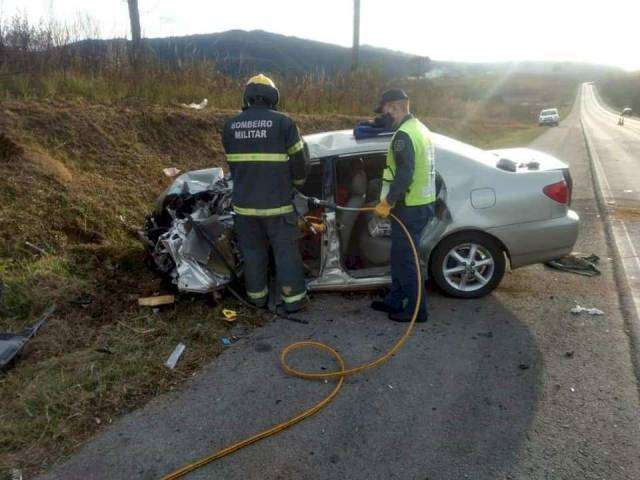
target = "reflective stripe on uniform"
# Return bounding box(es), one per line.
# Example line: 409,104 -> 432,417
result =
287,140 -> 304,155
226,153 -> 288,162
233,205 -> 295,216
282,290 -> 307,304
293,178 -> 305,187
247,286 -> 269,300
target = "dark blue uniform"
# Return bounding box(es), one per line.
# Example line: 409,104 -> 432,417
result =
222,104 -> 309,311
383,114 -> 433,321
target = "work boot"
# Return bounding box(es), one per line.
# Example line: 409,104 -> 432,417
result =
283,295 -> 310,314
388,310 -> 428,323
370,300 -> 402,314
252,297 -> 268,309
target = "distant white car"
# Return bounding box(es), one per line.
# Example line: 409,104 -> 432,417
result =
539,108 -> 560,126
622,107 -> 633,117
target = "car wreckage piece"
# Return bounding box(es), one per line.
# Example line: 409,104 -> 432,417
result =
0,306 -> 55,369
139,168 -> 241,293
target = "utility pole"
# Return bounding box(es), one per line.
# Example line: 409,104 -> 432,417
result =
127,0 -> 142,68
352,0 -> 360,71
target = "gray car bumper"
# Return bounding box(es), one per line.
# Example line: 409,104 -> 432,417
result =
486,210 -> 580,268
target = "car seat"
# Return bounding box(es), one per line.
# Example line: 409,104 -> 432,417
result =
337,168 -> 368,256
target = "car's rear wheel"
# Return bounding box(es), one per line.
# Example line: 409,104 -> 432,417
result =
430,232 -> 506,298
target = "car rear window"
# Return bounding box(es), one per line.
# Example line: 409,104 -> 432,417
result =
541,109 -> 557,115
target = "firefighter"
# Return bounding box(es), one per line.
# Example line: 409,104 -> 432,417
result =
371,88 -> 435,323
222,74 -> 309,313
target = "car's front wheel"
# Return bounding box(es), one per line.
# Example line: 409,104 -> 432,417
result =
430,232 -> 506,298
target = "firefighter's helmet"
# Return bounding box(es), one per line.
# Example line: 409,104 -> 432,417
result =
243,74 -> 279,108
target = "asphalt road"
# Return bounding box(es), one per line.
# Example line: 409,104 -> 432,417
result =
581,83 -> 640,341
39,87 -> 640,480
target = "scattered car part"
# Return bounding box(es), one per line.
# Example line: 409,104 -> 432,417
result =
222,309 -> 237,322
570,305 -> 604,316
165,343 -> 186,369
546,253 -> 600,277
0,305 -> 55,369
138,295 -> 176,307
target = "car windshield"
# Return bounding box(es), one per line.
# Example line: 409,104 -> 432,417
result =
541,109 -> 557,115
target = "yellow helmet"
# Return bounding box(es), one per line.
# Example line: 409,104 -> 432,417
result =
243,73 -> 279,108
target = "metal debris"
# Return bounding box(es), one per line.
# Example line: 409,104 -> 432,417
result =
140,168 -> 240,294
570,305 -> 604,316
165,343 -> 186,369
0,306 -> 55,369
180,98 -> 208,110
546,253 -> 601,277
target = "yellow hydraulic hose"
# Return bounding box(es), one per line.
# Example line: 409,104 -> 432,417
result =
161,207 -> 422,480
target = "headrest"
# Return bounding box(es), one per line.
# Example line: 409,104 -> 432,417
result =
351,170 -> 367,196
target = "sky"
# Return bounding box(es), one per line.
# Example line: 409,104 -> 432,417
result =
2,0 -> 639,70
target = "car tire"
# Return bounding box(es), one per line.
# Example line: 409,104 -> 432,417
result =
430,231 -> 506,299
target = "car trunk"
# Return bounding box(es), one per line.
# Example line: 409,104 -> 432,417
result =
490,148 -> 573,205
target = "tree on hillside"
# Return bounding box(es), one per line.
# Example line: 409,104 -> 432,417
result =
126,0 -> 141,68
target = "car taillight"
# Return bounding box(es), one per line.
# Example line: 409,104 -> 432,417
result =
543,180 -> 568,204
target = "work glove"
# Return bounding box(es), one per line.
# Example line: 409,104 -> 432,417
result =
374,198 -> 392,219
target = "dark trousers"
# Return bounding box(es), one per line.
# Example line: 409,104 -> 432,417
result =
384,203 -> 433,318
234,213 -> 307,310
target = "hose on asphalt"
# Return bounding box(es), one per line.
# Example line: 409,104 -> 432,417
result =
161,203 -> 423,480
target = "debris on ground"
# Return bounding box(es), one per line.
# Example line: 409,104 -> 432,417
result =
180,98 -> 208,110
165,343 -> 186,369
0,306 -> 55,369
570,305 -> 605,316
221,336 -> 240,346
138,295 -> 175,307
163,167 -> 181,178
546,253 -> 601,276
222,309 -> 237,323
24,240 -> 48,256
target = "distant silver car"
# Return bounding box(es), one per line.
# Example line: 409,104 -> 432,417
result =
142,129 -> 579,299
539,108 -> 560,126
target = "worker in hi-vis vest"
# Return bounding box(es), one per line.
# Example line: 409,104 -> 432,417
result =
372,88 -> 436,323
222,74 -> 309,313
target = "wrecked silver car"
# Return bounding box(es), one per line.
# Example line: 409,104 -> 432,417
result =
140,168 -> 240,294
141,129 -> 579,299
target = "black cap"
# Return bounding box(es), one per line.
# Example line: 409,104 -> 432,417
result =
374,88 -> 409,113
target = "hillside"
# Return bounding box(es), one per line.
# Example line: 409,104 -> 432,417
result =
75,30 -> 430,77
72,29 -> 621,80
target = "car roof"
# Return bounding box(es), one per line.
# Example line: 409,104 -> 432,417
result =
303,129 -> 493,162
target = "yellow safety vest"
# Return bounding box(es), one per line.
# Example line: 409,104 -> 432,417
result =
382,117 -> 436,206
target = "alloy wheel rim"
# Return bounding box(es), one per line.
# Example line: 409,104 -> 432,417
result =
442,243 -> 495,292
